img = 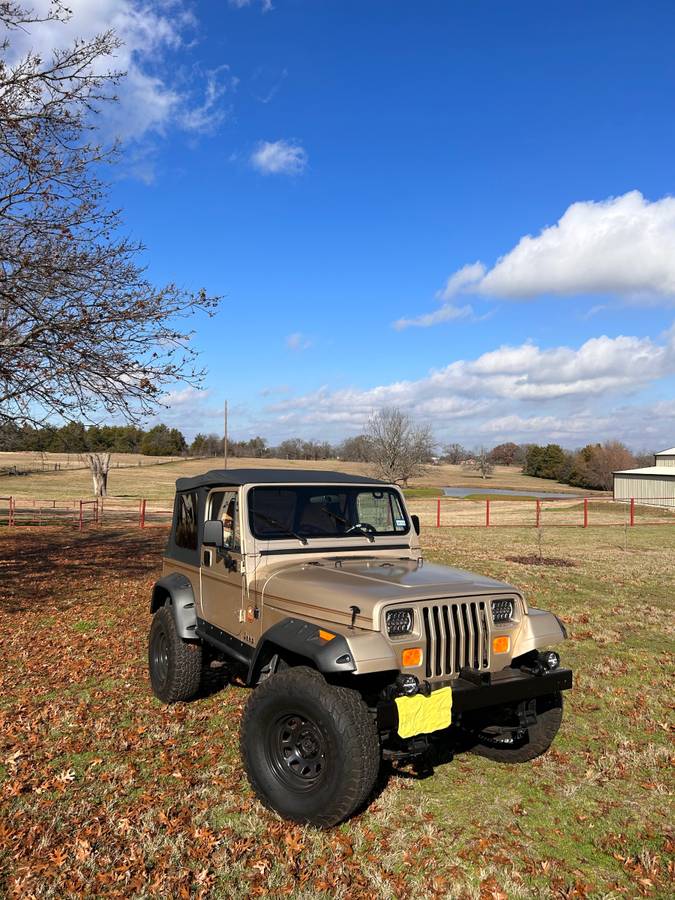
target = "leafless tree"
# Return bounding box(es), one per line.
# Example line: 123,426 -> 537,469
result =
366,407 -> 435,486
443,442 -> 467,465
0,3 -> 219,438
463,446 -> 494,479
84,451 -> 110,497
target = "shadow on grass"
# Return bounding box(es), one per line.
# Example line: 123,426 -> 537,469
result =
0,526 -> 168,613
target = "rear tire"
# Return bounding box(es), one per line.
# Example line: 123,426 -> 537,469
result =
241,667 -> 380,827
468,694 -> 563,763
148,605 -> 202,702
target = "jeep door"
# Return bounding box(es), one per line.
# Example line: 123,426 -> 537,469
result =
200,489 -> 245,637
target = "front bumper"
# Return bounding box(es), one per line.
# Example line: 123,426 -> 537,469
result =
376,666 -> 573,734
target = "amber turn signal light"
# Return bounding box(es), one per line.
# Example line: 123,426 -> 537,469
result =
402,647 -> 423,667
319,630 -> 335,641
492,635 -> 510,654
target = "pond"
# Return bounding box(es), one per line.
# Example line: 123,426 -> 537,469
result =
442,487 -> 582,500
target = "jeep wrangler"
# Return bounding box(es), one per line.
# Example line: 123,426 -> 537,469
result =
148,469 -> 572,826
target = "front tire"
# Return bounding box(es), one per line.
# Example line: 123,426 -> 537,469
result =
148,605 -> 202,702
468,694 -> 563,763
241,667 -> 380,827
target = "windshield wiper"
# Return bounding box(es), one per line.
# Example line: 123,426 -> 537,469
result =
319,506 -> 374,542
252,510 -> 308,545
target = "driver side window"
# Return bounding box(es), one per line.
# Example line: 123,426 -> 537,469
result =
209,490 -> 240,551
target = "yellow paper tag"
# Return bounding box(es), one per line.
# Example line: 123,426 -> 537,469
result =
394,686 -> 453,739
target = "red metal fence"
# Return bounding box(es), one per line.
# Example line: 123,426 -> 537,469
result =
1,495 -> 674,531
0,497 -> 172,530
407,496 -> 675,529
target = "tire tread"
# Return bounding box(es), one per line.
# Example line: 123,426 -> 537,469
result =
241,666 -> 380,826
148,605 -> 202,703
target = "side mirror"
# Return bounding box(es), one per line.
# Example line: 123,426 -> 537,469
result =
203,519 -> 224,548
411,514 -> 420,536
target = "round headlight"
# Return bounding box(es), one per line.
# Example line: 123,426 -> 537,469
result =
397,674 -> 419,696
540,650 -> 560,670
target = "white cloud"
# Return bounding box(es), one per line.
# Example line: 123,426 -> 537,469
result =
437,262 -> 487,300
479,192 -> 675,300
229,0 -> 274,12
460,191 -> 675,301
393,302 -> 474,330
393,263 -> 489,330
285,332 -> 313,351
2,1 -> 232,141
399,192 -> 675,327
260,328 -> 675,445
251,140 -> 308,175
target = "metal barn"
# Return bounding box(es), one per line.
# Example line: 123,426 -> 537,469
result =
613,446 -> 675,508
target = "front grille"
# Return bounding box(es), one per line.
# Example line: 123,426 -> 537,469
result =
421,601 -> 490,678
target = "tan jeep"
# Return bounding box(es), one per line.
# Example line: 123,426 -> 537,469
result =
148,469 -> 572,826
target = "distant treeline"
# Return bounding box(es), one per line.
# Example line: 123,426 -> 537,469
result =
0,422 -> 187,457
0,423 -> 652,491
522,441 -> 653,491
0,424 -> 372,461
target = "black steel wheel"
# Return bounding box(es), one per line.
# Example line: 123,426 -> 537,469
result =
241,667 -> 380,827
148,605 -> 202,703
267,713 -> 327,789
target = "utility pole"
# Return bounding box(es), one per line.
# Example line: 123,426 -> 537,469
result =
223,400 -> 228,469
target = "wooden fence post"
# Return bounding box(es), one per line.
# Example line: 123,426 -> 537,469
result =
583,497 -> 588,528
535,498 -> 541,528
79,499 -> 84,532
139,498 -> 146,528
630,497 -> 635,527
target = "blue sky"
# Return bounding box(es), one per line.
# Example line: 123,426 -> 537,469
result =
21,1 -> 675,449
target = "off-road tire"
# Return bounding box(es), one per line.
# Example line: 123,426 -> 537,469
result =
468,694 -> 563,763
241,666 -> 380,827
148,605 -> 202,703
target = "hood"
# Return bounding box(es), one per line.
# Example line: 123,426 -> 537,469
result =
257,557 -> 520,630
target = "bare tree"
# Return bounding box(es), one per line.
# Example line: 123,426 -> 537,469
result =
463,446 -> 494,479
366,407 -> 435,486
0,3 -> 219,435
84,451 -> 110,497
443,442 -> 467,464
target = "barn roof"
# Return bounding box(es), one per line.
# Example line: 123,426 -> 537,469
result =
613,466 -> 675,476
655,447 -> 675,456
176,468 -> 386,492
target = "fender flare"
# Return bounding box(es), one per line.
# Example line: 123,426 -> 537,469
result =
247,618 -> 356,685
514,607 -> 566,656
150,573 -> 198,641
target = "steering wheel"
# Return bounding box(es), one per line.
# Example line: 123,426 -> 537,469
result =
345,522 -> 377,535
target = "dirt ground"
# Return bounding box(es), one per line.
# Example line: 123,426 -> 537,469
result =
0,523 -> 673,898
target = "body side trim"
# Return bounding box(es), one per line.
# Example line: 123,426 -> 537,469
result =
196,617 -> 253,667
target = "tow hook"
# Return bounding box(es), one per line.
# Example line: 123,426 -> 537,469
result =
516,698 -> 537,728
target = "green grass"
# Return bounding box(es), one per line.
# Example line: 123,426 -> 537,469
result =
461,492 -> 539,501
403,487 -> 444,499
0,524 -> 672,897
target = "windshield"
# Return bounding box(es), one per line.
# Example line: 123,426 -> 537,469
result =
248,486 -> 409,541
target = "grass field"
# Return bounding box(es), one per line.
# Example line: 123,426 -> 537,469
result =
1,453 -> 595,501
1,522 -> 672,898
0,450 -> 182,473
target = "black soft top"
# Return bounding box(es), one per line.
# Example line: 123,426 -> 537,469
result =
175,467 -> 386,492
